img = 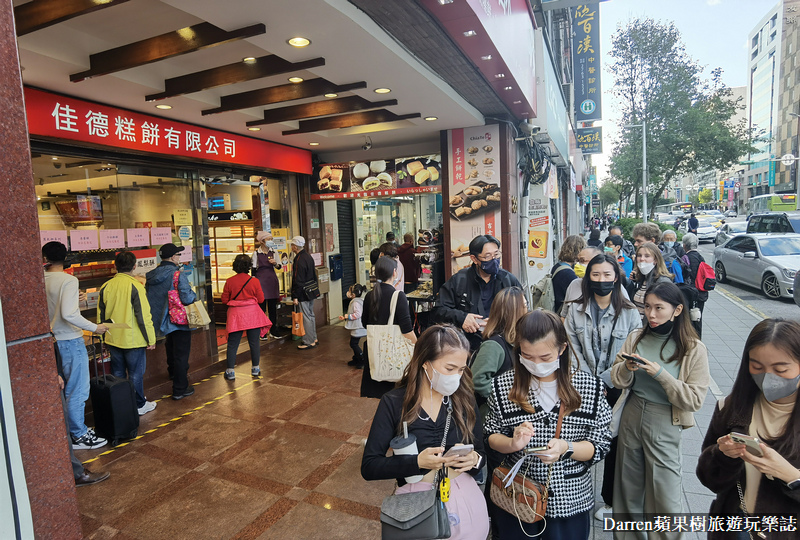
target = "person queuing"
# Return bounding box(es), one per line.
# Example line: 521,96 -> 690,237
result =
251,231 -> 282,339
360,256 -> 417,398
361,325 -> 489,540
564,253 -> 642,520
681,233 -> 708,339
558,246 -> 603,319
485,310 -> 612,539
551,235 -> 587,315
397,233 -> 422,294
145,243 -> 197,400
434,235 -> 521,351
611,282 -> 710,537
697,319 -> 800,540
222,254 -> 270,380
608,225 -> 635,259
290,236 -> 319,350
605,235 -> 633,277
43,241 -> 109,450
98,250 -> 157,416
379,241 -> 405,292
587,228 -> 603,248
627,242 -> 674,318
659,229 -> 685,261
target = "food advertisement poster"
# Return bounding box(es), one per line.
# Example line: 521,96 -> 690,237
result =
525,180 -> 554,292
310,155 -> 442,200
446,124 -> 501,273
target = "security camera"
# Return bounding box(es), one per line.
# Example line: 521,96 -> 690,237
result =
53,163 -> 62,169
362,136 -> 372,151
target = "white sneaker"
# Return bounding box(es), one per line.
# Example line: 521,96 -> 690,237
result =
72,428 -> 108,450
138,401 -> 157,416
594,505 -> 612,521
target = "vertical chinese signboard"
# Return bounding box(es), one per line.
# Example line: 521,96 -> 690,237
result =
576,127 -> 603,154
572,4 -> 602,122
446,125 -> 501,275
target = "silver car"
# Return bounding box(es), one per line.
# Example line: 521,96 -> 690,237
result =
714,221 -> 748,246
713,233 -> 800,299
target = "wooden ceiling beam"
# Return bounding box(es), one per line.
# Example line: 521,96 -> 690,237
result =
70,22 -> 266,82
282,110 -> 421,135
202,78 -> 367,116
15,0 -> 131,36
245,96 -> 397,127
145,55 -> 326,101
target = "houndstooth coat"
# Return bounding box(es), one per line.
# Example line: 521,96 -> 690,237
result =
484,368 -> 612,518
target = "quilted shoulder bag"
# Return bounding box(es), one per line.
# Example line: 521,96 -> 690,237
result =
489,402 -> 565,534
379,403 -> 452,540
167,271 -> 188,325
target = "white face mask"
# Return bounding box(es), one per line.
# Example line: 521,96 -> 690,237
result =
638,261 -> 655,275
520,357 -> 560,378
425,364 -> 462,396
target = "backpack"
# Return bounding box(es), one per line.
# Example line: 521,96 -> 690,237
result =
531,264 -> 568,312
695,261 -> 716,292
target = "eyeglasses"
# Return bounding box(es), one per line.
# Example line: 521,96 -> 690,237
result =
476,251 -> 502,262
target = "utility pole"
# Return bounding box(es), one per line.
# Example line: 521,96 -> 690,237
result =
624,120 -> 648,222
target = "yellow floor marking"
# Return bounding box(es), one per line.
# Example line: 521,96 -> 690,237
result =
170,417 -> 182,422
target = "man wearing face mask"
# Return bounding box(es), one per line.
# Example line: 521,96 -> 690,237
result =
434,235 -> 521,351
251,231 -> 282,338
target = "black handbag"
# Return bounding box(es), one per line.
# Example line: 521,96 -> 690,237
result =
302,279 -> 321,299
379,404 -> 452,540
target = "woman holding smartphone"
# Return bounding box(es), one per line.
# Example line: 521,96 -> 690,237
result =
697,319 -> 800,540
485,310 -> 612,539
610,282 -> 709,538
361,325 -> 489,540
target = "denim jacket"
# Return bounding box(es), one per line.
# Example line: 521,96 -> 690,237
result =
145,262 -> 197,337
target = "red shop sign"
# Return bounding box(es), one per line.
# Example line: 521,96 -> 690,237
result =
24,87 -> 312,175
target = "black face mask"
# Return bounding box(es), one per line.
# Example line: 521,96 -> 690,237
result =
650,319 -> 675,335
589,280 -> 615,297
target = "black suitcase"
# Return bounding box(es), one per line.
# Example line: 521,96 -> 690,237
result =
89,338 -> 139,446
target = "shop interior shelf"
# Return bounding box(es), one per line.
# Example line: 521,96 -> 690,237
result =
77,276 -> 114,288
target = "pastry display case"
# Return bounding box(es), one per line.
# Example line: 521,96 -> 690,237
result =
209,216 -> 255,295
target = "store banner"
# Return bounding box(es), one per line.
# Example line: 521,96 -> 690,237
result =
446,124 -> 501,273
546,166 -> 559,199
24,87 -> 312,174
576,126 -> 602,154
571,4 -> 602,122
525,181 -> 554,293
310,154 -> 442,201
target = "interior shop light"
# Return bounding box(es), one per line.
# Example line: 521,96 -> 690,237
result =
288,37 -> 311,47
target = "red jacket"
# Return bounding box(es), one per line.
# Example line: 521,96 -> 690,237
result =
222,273 -> 264,304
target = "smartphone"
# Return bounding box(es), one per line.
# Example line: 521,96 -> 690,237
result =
524,446 -> 549,454
443,444 -> 474,458
729,432 -> 764,457
621,353 -> 646,365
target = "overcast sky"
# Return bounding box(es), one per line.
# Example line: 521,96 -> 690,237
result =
593,0 -> 779,181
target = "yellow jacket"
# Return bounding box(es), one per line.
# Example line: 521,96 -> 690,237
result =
98,273 -> 156,348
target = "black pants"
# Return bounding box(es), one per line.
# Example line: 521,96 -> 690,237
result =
494,507 -> 591,539
601,386 -> 623,506
259,299 -> 279,333
165,329 -> 192,395
692,299 -> 706,339
226,328 -> 261,369
349,336 -> 363,363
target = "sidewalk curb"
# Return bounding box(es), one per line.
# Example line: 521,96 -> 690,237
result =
713,287 -> 766,321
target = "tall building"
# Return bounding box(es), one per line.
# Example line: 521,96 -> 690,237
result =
776,0 -> 800,198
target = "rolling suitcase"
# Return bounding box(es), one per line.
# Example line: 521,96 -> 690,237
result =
89,337 -> 139,446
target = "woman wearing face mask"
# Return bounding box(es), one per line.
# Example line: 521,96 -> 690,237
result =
251,231 -> 282,338
610,282 -> 709,538
565,254 -> 642,520
697,319 -> 800,540
604,235 -> 633,276
485,310 -> 612,539
627,242 -> 673,318
361,325 -> 489,540
360,256 -> 418,398
552,235 -> 587,315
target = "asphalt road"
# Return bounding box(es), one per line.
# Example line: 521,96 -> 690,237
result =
696,217 -> 800,321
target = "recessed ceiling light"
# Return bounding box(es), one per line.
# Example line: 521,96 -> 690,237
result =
513,100 -> 522,104
242,57 -> 257,64
424,116 -> 438,121
309,142 -> 320,146
248,127 -> 261,131
288,76 -> 304,83
288,37 -> 311,48
374,88 -> 391,94
438,0 -> 454,4
155,104 -> 172,110
504,86 -> 513,91
324,93 -> 338,98
481,55 -> 492,61
51,157 -> 58,160
495,73 -> 505,79
463,30 -> 477,37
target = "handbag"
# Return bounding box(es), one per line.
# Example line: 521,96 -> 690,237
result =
490,403 -> 565,531
380,404 -> 452,540
185,300 -> 211,328
167,271 -> 188,325
366,290 -> 415,382
303,278 -> 321,299
291,304 -> 305,337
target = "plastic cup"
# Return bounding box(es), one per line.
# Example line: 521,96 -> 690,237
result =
390,433 -> 424,483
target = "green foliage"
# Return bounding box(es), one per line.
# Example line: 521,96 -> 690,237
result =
599,182 -> 622,211
698,188 -> 713,204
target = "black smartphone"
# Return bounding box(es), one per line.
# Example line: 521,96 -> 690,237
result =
621,353 -> 646,365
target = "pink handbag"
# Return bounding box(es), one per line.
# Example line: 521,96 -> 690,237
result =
168,271 -> 188,325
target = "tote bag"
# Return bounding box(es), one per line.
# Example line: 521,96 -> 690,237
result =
167,271 -> 188,325
367,290 -> 415,382
292,304 -> 305,337
186,300 -> 211,328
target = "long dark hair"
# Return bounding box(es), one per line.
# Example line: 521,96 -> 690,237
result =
722,319 -> 800,460
510,310 -> 581,414
368,256 -> 397,322
578,253 -> 635,318
632,282 -> 698,364
398,325 -> 475,443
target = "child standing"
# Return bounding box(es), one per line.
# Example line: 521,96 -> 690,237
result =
339,284 -> 367,368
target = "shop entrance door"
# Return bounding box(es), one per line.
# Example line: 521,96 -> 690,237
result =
354,197 -> 417,284
336,201 -> 357,300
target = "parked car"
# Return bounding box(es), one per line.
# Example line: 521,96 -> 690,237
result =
713,233 -> 800,299
746,212 -> 800,234
714,221 -> 748,246
679,217 -> 718,242
725,210 -> 738,218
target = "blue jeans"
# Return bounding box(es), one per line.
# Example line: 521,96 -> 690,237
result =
107,345 -> 147,408
58,337 -> 90,439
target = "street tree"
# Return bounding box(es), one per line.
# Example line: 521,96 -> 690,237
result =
607,18 -> 755,219
698,188 -> 713,204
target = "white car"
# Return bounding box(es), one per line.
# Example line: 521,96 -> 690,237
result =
679,218 -> 718,242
